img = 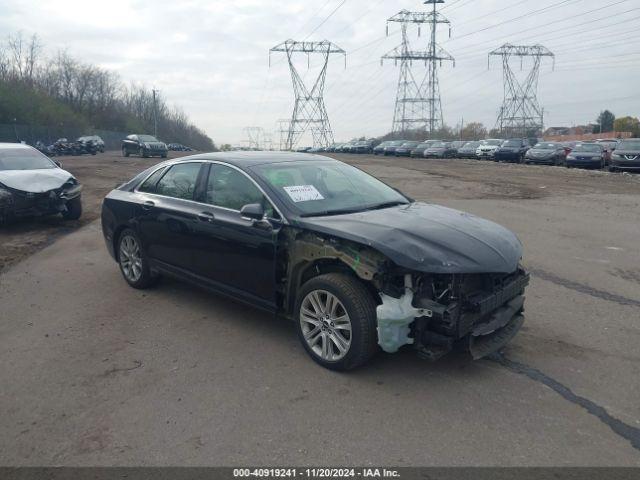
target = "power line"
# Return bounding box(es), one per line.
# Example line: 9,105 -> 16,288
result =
304,0 -> 348,40
447,0 -> 582,42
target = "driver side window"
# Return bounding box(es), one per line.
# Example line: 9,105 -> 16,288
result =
206,164 -> 275,217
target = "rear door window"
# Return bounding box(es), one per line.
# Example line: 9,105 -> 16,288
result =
155,163 -> 202,200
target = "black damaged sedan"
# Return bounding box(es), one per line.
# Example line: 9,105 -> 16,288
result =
101,152 -> 529,370
0,143 -> 82,224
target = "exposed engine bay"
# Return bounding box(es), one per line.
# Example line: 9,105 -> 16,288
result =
377,268 -> 529,360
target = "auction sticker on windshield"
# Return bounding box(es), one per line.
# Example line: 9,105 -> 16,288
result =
283,185 -> 324,202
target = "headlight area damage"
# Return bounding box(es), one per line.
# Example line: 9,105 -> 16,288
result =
0,178 -> 82,222
281,228 -> 529,362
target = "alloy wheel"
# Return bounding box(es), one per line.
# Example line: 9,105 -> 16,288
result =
119,234 -> 142,283
300,289 -> 352,362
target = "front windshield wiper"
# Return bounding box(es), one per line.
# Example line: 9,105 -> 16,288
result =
300,201 -> 409,218
362,201 -> 409,211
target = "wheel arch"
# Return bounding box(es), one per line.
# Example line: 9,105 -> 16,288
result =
281,231 -> 387,318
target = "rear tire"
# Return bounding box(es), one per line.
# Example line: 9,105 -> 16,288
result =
62,196 -> 82,220
117,229 -> 158,289
295,273 -> 378,371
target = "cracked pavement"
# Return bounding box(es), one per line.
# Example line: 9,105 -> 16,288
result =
1,153 -> 639,465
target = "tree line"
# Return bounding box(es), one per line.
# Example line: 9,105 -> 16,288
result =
0,32 -> 216,150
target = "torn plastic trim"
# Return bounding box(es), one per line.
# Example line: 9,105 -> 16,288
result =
376,275 -> 432,353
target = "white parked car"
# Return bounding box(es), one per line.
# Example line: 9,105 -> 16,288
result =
476,139 -> 503,160
0,143 -> 82,224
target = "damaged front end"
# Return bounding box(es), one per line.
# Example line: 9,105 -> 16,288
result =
0,179 -> 81,221
377,267 -> 529,360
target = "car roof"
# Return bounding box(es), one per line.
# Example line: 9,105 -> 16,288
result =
0,142 -> 33,150
168,150 -> 336,167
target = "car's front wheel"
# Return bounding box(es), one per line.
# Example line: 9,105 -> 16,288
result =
62,196 -> 82,220
117,229 -> 158,289
295,273 -> 378,371
122,147 -> 129,157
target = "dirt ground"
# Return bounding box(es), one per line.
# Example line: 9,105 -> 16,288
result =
0,151 -> 191,272
1,151 -> 640,466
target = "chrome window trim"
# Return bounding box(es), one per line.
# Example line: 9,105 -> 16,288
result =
133,159 -> 288,224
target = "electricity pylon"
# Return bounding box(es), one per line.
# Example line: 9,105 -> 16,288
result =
381,1 -> 454,136
243,126 -> 265,150
270,40 -> 345,150
276,119 -> 290,151
489,43 -> 555,137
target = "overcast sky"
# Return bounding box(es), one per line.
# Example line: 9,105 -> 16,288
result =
1,0 -> 639,145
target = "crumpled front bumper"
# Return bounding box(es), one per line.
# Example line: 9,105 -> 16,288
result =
0,184 -> 82,218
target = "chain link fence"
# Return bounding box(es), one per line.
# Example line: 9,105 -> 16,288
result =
0,123 -> 129,150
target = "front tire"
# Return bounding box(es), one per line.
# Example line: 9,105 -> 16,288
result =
122,147 -> 129,157
295,273 -> 378,371
117,229 -> 158,289
62,196 -> 82,220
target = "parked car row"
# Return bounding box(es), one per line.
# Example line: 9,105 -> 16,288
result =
328,136 -> 639,172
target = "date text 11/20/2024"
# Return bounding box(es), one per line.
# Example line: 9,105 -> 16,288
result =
233,468 -> 400,478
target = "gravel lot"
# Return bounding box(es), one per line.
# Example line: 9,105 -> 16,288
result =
1,151 -> 639,466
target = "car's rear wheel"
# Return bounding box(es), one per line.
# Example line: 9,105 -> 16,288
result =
295,273 -> 378,371
117,229 -> 158,289
62,196 -> 82,220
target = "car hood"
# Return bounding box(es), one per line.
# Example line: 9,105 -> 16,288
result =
528,149 -> 553,156
297,202 -> 522,274
0,168 -> 74,193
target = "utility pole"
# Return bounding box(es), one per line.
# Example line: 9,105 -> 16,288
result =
488,44 -> 554,137
381,2 -> 454,137
152,88 -> 159,137
270,40 -> 345,150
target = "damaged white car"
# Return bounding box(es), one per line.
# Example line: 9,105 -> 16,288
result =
0,143 -> 82,225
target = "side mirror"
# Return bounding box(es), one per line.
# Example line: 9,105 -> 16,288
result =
54,160 -> 62,168
240,203 -> 265,221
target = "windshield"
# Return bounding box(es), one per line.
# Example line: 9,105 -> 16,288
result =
252,160 -> 409,217
573,144 -> 602,153
138,135 -> 159,142
401,142 -> 419,147
464,142 -> 480,148
503,140 -> 522,147
534,143 -> 557,150
618,140 -> 640,150
486,139 -> 502,146
416,143 -> 429,149
389,141 -> 404,146
0,148 -> 56,171
430,142 -> 446,148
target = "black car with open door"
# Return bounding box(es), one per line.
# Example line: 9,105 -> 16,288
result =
101,152 -> 529,370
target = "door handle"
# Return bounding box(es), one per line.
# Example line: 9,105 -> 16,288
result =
197,211 -> 215,223
142,200 -> 155,210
